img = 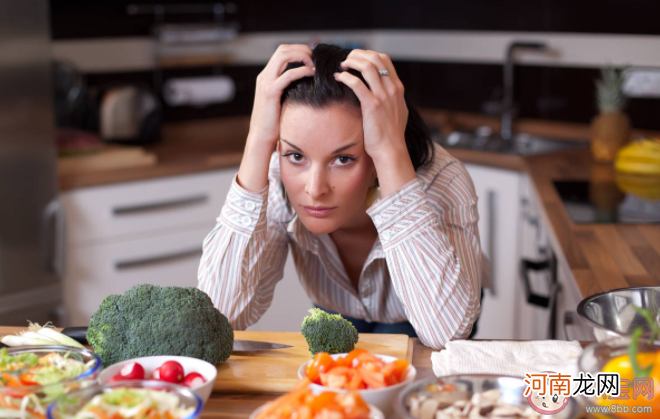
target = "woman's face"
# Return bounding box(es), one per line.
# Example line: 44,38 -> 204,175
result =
279,102 -> 376,235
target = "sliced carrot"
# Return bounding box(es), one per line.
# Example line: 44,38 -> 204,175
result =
2,373 -> 22,387
20,373 -> 38,386
37,353 -> 60,365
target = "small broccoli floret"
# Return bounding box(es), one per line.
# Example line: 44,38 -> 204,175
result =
87,284 -> 234,367
301,308 -> 359,356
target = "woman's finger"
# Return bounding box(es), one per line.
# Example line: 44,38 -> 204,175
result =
378,53 -> 404,93
334,71 -> 375,109
272,65 -> 315,92
339,56 -> 388,99
267,46 -> 314,78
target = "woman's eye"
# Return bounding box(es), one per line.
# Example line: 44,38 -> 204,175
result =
286,153 -> 304,163
334,155 -> 354,166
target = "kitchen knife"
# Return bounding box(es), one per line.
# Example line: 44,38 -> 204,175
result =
61,327 -> 292,352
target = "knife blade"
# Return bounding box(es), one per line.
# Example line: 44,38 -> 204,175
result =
232,339 -> 291,352
61,327 -> 292,353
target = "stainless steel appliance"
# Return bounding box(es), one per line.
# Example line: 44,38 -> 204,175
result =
0,0 -> 63,325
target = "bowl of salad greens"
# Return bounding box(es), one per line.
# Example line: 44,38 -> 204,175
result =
0,346 -> 101,419
46,380 -> 203,419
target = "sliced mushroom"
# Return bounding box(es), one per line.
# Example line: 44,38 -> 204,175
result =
420,399 -> 442,419
481,390 -> 503,403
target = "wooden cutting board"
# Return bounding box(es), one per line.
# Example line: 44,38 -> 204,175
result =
215,331 -> 412,394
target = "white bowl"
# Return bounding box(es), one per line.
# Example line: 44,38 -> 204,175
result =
99,356 -> 217,404
297,353 -> 417,416
249,400 -> 385,419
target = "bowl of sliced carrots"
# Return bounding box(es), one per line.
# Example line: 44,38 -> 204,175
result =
297,349 -> 416,415
250,379 -> 384,419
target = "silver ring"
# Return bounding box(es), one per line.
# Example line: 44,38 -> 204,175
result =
378,69 -> 390,76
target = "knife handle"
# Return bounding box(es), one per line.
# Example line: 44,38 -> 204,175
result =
61,327 -> 89,345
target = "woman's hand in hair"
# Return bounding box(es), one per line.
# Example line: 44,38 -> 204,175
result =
248,44 -> 315,148
334,50 -> 416,197
239,44 -> 315,193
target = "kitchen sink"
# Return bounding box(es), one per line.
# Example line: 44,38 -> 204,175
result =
433,129 -> 587,156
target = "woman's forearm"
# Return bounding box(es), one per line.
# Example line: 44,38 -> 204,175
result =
237,135 -> 276,193
370,142 -> 417,198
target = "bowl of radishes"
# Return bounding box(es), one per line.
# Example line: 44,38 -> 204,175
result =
98,356 -> 217,404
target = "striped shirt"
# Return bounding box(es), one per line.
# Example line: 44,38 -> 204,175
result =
198,142 -> 482,350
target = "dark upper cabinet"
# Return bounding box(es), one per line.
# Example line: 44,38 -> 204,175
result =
51,0 -> 660,39
50,0 -> 246,39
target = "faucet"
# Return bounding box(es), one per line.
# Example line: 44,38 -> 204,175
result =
501,41 -> 548,141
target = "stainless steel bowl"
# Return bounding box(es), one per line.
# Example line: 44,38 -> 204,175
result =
577,287 -> 660,343
395,374 -> 579,419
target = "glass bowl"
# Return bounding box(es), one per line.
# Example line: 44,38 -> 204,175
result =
395,374 -> 579,419
0,345 -> 101,419
46,380 -> 203,419
578,338 -> 660,418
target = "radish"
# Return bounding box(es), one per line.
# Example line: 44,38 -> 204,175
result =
182,372 -> 205,388
119,362 -> 145,380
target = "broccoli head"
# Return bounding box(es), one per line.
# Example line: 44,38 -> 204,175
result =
87,284 -> 234,367
301,308 -> 359,355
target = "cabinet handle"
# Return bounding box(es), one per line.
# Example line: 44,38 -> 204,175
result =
487,189 -> 496,295
520,253 -> 558,308
40,199 -> 65,278
112,194 -> 208,216
115,248 -> 203,270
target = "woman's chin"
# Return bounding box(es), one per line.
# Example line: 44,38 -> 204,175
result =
298,215 -> 339,235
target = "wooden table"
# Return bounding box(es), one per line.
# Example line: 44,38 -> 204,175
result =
0,327 -> 433,419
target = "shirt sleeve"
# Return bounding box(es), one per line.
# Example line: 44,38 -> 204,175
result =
366,161 -> 482,349
197,168 -> 290,330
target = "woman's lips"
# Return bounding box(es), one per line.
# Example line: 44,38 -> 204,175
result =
303,206 -> 337,217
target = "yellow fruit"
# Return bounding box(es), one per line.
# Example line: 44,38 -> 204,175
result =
615,138 -> 660,175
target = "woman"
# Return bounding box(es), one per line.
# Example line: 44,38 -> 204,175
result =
198,43 -> 482,349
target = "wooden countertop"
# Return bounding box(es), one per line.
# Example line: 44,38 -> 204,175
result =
525,149 -> 660,299
58,117 -> 251,190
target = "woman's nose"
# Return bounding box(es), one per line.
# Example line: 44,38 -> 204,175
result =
305,166 -> 330,199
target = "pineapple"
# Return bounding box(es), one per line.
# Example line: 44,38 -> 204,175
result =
596,66 -> 628,113
591,66 -> 631,163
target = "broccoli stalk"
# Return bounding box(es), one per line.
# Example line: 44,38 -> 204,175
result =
87,284 -> 234,367
301,308 -> 359,356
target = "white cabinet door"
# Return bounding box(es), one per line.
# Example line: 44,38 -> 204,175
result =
515,175 -> 554,340
64,224 -> 212,326
62,169 -> 236,245
464,164 -> 521,339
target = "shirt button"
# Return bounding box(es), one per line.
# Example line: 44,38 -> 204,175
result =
382,230 -> 392,241
245,201 -> 256,211
374,215 -> 383,224
241,215 -> 252,226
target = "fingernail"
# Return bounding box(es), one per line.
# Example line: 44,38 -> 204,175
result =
333,72 -> 339,78
312,66 -> 316,71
